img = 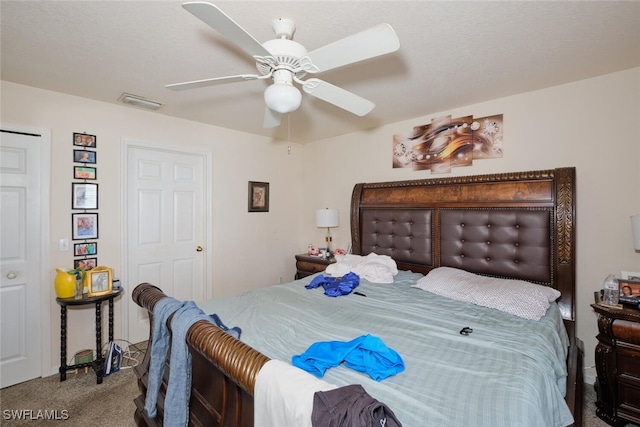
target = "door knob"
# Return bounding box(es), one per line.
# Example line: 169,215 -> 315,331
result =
6,271 -> 17,279
196,246 -> 203,252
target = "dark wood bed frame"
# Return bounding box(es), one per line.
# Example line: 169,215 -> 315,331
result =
132,167 -> 583,427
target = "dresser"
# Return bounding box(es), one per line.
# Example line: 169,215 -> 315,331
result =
592,294 -> 640,426
294,253 -> 335,279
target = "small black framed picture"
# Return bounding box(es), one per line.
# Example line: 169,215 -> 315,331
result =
74,242 -> 97,257
74,257 -> 97,271
74,166 -> 97,180
73,149 -> 96,164
72,183 -> 98,210
72,212 -> 98,240
248,181 -> 269,212
73,133 -> 96,148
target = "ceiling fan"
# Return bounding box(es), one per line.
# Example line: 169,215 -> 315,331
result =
166,1 -> 400,128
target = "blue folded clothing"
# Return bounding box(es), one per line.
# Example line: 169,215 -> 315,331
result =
305,272 -> 360,297
292,334 -> 405,381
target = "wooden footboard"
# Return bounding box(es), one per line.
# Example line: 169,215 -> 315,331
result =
132,283 -> 269,427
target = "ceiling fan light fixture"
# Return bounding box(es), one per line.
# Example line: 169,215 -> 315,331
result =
264,82 -> 301,113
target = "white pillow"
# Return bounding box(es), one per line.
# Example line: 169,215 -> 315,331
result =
412,267 -> 560,321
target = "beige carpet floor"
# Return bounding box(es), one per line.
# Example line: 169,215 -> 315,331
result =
0,342 -> 630,427
0,341 -> 146,426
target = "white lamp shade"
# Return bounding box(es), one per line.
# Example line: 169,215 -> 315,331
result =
316,209 -> 339,228
632,214 -> 640,250
264,83 -> 302,113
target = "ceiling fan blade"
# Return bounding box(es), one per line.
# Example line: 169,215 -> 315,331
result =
165,74 -> 263,91
302,23 -> 399,73
263,106 -> 282,128
182,2 -> 272,58
301,78 -> 374,116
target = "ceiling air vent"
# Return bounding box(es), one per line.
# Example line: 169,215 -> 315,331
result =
118,93 -> 163,110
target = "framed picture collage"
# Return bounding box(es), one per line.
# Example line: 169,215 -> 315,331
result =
72,132 -> 98,270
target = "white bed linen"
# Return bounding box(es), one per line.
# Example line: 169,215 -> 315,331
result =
325,253 -> 398,283
197,271 -> 573,427
254,359 -> 336,427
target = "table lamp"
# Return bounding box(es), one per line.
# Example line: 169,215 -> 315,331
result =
316,208 -> 339,257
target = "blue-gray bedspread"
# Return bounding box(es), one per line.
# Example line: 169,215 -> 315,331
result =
197,270 -> 573,427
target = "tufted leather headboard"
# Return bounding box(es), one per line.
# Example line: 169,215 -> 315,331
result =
350,168 -> 576,332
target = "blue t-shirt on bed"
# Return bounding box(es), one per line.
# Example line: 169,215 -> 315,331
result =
292,334 -> 404,381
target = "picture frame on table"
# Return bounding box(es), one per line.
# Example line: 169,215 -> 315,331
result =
621,271 -> 640,281
618,278 -> 640,305
73,149 -> 96,164
248,181 -> 269,212
74,166 -> 97,180
73,133 -> 96,148
72,183 -> 98,210
74,242 -> 97,257
72,213 -> 98,240
74,257 -> 97,271
86,266 -> 112,297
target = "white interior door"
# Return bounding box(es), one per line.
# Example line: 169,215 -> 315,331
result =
0,129 -> 47,387
124,142 -> 208,344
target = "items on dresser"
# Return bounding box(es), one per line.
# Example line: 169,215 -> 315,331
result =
618,278 -> 640,308
603,274 -> 620,306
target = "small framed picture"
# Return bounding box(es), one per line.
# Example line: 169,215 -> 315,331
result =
73,149 -> 96,164
74,257 -> 97,271
74,166 -> 97,180
72,183 -> 98,210
72,213 -> 98,240
248,181 -> 269,212
73,133 -> 97,147
618,278 -> 640,303
86,266 -> 112,297
74,242 -> 97,256
621,271 -> 640,281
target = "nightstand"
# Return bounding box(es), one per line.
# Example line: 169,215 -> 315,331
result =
591,293 -> 640,426
295,254 -> 336,279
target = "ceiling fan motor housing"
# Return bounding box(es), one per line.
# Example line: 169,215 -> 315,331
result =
257,38 -> 308,77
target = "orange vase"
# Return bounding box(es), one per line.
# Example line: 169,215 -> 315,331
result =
54,268 -> 76,299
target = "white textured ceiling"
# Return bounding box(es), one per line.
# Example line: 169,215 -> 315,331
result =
2,1 -> 639,143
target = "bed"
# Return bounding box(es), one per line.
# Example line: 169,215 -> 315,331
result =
132,167 -> 583,427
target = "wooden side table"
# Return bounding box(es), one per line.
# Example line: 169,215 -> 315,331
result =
295,254 -> 336,279
591,293 -> 640,426
56,288 -> 123,384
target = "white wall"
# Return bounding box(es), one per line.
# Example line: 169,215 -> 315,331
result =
300,68 -> 640,384
1,81 -> 305,374
2,67 -> 638,381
